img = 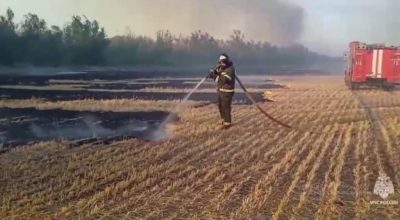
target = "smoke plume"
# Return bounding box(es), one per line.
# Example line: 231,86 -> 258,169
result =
127,0 -> 305,44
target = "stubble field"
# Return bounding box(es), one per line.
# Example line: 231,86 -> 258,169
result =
1,75 -> 399,219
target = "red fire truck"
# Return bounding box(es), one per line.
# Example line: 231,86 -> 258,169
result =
345,41 -> 400,90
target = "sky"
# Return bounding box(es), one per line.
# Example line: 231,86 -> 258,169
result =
0,0 -> 399,56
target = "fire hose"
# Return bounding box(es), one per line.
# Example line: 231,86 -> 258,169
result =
235,75 -> 292,129
198,71 -> 292,129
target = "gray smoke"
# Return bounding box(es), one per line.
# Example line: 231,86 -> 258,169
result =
30,115 -> 151,141
227,0 -> 305,44
122,0 -> 304,44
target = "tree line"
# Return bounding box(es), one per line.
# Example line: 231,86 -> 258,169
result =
0,8 -> 339,69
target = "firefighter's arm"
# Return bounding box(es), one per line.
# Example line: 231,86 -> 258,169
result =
208,68 -> 219,80
218,68 -> 233,84
208,65 -> 223,81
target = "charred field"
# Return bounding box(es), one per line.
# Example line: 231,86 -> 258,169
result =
0,71 -> 275,102
1,72 -> 400,219
0,107 -> 170,148
0,71 -> 276,148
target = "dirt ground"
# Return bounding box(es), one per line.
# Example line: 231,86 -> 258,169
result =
1,75 -> 400,219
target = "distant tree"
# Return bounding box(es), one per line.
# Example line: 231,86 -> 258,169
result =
106,34 -> 160,65
20,13 -> 47,36
63,16 -> 109,65
153,30 -> 173,64
106,30 -> 176,66
43,25 -> 65,66
0,8 -> 16,31
187,30 -> 219,63
19,13 -> 49,65
0,8 -> 18,65
224,30 -> 247,60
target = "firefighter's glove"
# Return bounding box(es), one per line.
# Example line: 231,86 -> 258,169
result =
208,68 -> 217,79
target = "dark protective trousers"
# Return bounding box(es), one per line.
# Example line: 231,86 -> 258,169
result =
218,92 -> 234,123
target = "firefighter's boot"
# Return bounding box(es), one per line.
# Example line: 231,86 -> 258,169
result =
221,122 -> 232,130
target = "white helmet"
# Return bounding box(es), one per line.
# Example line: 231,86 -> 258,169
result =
219,53 -> 230,63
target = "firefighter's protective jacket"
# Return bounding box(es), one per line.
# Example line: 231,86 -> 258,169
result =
209,62 -> 236,93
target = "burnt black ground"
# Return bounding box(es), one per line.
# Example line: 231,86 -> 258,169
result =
0,71 -> 278,103
0,107 -> 169,147
0,71 -> 277,147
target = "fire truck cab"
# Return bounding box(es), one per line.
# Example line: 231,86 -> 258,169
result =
345,41 -> 400,90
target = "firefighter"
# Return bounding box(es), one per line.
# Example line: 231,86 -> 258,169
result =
208,53 -> 235,129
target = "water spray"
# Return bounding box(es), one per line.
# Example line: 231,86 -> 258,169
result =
150,73 -> 209,141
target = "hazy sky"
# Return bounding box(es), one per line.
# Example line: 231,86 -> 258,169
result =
0,0 -> 399,56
